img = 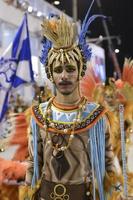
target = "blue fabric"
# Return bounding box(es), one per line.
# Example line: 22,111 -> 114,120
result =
31,118 -> 39,187
90,138 -> 96,200
40,101 -> 98,122
0,90 -> 9,122
89,117 -> 106,200
40,39 -> 52,65
0,13 -> 34,122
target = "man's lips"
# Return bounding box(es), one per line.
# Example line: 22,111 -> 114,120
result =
59,81 -> 72,86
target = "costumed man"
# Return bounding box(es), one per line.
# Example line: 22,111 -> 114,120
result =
25,1 -> 124,200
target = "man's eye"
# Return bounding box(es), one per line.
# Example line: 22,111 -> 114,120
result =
66,68 -> 76,73
54,68 -> 63,73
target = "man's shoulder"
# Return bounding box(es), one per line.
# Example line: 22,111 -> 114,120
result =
85,101 -> 104,113
79,101 -> 107,129
86,101 -> 100,108
39,101 -> 49,110
31,101 -> 48,112
31,101 -> 49,118
29,101 -> 49,128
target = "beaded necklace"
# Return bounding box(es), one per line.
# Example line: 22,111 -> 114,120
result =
43,96 -> 87,153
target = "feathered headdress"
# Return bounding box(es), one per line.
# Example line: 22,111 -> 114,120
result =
115,58 -> 133,102
40,0 -> 106,81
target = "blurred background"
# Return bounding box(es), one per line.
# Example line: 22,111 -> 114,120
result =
0,1 -> 133,199
0,0 -> 133,122
0,0 -> 133,81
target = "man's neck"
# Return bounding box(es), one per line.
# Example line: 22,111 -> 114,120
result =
55,90 -> 81,106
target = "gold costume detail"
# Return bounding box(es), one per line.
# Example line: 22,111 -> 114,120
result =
50,184 -> 69,200
41,15 -> 85,80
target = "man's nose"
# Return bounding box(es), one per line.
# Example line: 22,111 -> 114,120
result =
61,70 -> 68,80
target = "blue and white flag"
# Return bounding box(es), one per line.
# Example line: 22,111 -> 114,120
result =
0,13 -> 34,122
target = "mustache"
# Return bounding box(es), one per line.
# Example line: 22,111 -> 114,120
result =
59,81 -> 72,85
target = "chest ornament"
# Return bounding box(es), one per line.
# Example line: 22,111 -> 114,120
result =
31,97 -> 106,134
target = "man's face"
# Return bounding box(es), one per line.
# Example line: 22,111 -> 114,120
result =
52,60 -> 79,95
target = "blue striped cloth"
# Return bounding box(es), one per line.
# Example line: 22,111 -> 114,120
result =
0,13 -> 34,122
89,117 -> 106,200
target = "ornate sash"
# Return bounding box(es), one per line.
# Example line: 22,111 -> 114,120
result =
31,103 -> 107,134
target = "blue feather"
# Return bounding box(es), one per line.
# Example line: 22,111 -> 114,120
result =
78,0 -> 107,62
79,15 -> 106,45
81,0 -> 95,31
40,39 -> 52,64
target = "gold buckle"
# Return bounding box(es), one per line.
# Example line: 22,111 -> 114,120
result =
50,184 -> 69,200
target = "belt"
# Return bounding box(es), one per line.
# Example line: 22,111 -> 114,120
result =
38,179 -> 93,200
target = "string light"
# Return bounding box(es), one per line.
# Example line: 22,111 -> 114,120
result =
37,11 -> 42,17
53,0 -> 60,5
28,6 -> 33,13
115,48 -> 120,53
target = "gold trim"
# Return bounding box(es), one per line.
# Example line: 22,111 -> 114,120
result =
32,104 -> 106,134
39,104 -> 46,119
50,192 -> 55,199
52,45 -> 76,52
63,194 -> 69,200
54,184 -> 66,197
38,103 -> 100,125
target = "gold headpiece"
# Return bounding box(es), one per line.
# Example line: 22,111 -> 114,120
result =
41,15 -> 77,49
40,0 -> 105,81
41,15 -> 85,81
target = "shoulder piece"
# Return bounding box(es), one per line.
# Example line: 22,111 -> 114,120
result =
31,102 -> 107,134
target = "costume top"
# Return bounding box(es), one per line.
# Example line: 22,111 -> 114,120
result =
26,97 -> 116,200
31,97 -> 107,133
